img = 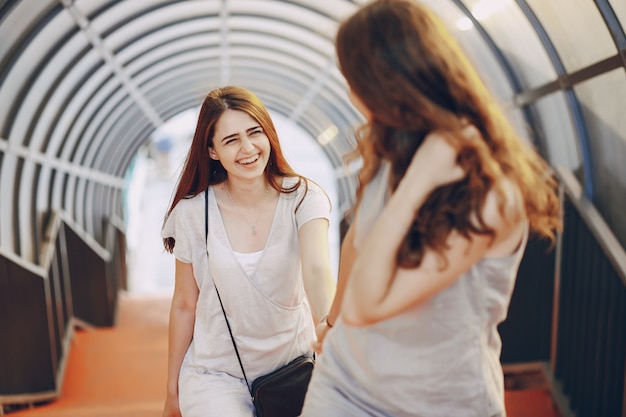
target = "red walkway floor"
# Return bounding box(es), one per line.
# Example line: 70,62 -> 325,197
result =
7,294 -> 562,417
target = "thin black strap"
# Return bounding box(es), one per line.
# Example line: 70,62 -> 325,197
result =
205,188 -> 252,395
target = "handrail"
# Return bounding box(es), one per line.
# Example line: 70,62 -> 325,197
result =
0,210 -> 113,273
58,212 -> 111,262
0,210 -> 124,411
0,246 -> 46,276
556,166 -> 626,284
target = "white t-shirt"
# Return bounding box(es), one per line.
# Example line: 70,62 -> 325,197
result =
161,177 -> 330,381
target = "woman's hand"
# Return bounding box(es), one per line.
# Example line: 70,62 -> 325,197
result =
312,320 -> 332,354
162,395 -> 182,417
405,125 -> 481,192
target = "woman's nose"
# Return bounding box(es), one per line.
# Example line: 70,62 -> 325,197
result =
240,136 -> 255,152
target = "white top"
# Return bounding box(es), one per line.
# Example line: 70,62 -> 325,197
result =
161,177 -> 330,381
322,162 -> 528,416
233,250 -> 263,277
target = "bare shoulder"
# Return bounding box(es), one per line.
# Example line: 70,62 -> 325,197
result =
482,176 -> 527,258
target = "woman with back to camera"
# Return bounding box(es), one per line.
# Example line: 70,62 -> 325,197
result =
303,0 -> 561,416
160,85 -> 336,417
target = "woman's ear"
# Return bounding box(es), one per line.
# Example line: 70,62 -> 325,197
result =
208,147 -> 219,160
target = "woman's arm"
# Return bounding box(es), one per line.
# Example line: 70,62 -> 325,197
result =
342,130 -> 524,326
162,259 -> 199,417
313,222 -> 357,353
327,223 -> 357,327
298,218 -> 336,324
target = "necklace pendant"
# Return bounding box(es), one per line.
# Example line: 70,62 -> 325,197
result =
224,182 -> 268,238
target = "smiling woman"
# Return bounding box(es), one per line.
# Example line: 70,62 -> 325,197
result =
158,85 -> 337,417
124,108 -> 340,296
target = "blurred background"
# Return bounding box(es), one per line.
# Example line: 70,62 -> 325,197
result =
1,1 -> 625,416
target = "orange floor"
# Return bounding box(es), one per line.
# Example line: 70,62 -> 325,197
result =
7,294 -> 562,417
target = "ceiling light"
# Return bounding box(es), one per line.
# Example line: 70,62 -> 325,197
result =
471,0 -> 513,21
317,125 -> 338,145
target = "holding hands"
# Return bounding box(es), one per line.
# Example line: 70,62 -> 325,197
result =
312,321 -> 330,355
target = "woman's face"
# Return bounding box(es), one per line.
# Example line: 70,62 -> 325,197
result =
209,109 -> 271,182
349,88 -> 372,121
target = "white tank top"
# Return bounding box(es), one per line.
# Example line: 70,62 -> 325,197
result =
233,250 -> 263,278
323,162 -> 528,416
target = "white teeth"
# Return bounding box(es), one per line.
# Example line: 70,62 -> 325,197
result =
238,155 -> 259,165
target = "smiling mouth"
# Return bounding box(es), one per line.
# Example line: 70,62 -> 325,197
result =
238,154 -> 260,165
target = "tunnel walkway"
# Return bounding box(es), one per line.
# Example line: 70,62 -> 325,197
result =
5,145 -> 622,417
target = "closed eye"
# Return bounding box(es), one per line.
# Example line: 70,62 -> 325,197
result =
221,133 -> 239,145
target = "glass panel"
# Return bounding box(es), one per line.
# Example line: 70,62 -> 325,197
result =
460,0 -> 557,89
530,92 -> 581,172
574,69 -> 626,249
609,0 -> 626,29
526,0 -> 617,72
423,0 -> 517,103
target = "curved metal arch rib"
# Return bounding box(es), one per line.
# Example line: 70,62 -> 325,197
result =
0,0 -> 363,262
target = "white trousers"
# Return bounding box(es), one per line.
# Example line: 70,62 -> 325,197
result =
179,369 -> 255,417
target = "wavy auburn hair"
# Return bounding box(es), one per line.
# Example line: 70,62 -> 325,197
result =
162,85 -> 303,253
337,0 -> 561,267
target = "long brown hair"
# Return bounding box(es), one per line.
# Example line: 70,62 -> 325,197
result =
337,0 -> 561,267
162,86 -> 303,253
